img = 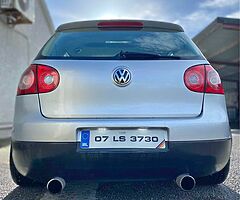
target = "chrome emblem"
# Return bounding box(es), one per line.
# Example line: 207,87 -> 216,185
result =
112,67 -> 131,87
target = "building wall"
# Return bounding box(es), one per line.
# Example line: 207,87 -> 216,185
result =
222,77 -> 239,129
0,0 -> 54,128
193,17 -> 239,129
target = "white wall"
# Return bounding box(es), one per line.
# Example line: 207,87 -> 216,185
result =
0,0 -> 54,128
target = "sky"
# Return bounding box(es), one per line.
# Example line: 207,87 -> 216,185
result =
45,0 -> 240,37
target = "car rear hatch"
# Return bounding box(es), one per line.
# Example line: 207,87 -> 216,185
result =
35,20 -> 206,119
36,59 -> 205,118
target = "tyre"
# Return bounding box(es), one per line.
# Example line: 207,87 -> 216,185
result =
197,159 -> 230,185
10,146 -> 37,186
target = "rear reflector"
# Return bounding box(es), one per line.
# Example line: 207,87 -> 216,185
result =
17,64 -> 60,95
97,21 -> 143,28
184,65 -> 224,94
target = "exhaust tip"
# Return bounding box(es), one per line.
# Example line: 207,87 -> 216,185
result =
176,174 -> 196,191
47,177 -> 65,194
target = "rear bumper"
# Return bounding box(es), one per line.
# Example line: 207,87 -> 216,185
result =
11,138 -> 232,183
12,94 -> 231,142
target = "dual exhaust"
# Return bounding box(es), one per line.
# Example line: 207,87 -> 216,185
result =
46,174 -> 196,194
47,177 -> 66,194
176,174 -> 196,191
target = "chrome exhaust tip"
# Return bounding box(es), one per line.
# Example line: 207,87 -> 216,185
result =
47,177 -> 66,194
176,174 -> 196,191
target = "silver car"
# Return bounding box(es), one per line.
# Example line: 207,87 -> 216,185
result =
11,20 -> 231,193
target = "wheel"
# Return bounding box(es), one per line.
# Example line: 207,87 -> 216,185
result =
197,159 -> 230,185
10,146 -> 36,186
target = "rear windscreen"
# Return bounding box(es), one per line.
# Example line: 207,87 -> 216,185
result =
38,30 -> 204,60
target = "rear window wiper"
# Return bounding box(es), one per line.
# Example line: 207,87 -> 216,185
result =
114,51 -> 182,60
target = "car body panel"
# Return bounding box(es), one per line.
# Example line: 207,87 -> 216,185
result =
56,19 -> 184,32
34,59 -> 206,119
12,94 -> 231,142
11,139 -> 232,183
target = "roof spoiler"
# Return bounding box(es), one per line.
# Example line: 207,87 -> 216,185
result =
56,20 -> 184,32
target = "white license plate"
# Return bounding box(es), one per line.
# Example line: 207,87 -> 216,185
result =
77,128 -> 168,149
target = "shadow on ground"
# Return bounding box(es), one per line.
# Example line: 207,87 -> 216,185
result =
0,138 -> 10,148
96,181 -> 240,200
3,181 -> 240,200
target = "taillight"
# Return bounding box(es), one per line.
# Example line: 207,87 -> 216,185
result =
184,65 -> 224,94
17,64 -> 60,95
17,65 -> 37,95
205,65 -> 224,94
37,65 -> 60,93
184,65 -> 205,93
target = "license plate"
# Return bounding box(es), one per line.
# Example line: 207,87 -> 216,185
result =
77,128 -> 168,149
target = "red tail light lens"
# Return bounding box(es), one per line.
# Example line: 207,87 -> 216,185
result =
205,65 -> 224,94
184,65 -> 205,93
37,65 -> 60,93
17,65 -> 37,95
184,64 -> 224,94
17,64 -> 60,95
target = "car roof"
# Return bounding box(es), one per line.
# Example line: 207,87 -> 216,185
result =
56,20 -> 184,32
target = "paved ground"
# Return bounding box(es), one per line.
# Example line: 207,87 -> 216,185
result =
0,133 -> 239,200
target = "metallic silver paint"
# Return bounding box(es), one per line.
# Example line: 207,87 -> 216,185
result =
12,94 -> 231,142
34,59 -> 205,119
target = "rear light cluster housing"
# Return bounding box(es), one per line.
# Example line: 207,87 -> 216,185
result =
17,64 -> 223,95
17,64 -> 60,95
184,64 -> 224,94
